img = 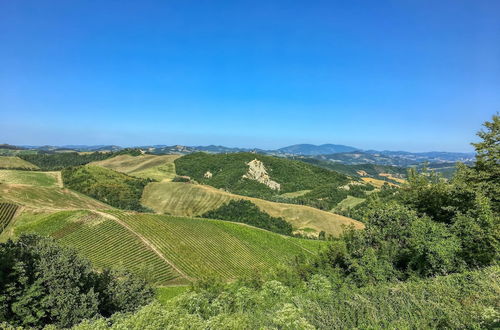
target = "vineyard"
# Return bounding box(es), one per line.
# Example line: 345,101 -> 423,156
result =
141,182 -> 364,236
14,211 -> 181,285
109,211 -> 326,280
0,203 -> 19,233
10,208 -> 327,283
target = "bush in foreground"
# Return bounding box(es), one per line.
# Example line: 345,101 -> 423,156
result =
0,234 -> 153,328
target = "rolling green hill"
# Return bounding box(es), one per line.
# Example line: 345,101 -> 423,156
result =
0,156 -> 39,170
62,165 -> 151,211
7,209 -> 327,284
141,182 -> 364,236
0,169 -> 61,187
12,210 -> 180,285
0,184 -> 111,210
175,152 -> 351,199
90,154 -> 180,181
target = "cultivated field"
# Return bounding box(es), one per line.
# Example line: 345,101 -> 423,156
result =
361,177 -> 398,188
109,211 -> 326,280
0,203 -> 19,233
0,169 -> 61,187
14,210 -> 180,285
334,195 -> 366,212
0,184 -> 111,210
8,209 -> 326,284
0,156 -> 39,170
141,182 -> 364,236
90,154 -> 180,181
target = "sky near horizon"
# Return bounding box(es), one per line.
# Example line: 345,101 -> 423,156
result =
1,1 -> 499,152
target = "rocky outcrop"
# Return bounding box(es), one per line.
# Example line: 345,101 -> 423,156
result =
204,171 -> 213,179
242,159 -> 281,190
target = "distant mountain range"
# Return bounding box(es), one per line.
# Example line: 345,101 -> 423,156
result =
2,143 -> 475,166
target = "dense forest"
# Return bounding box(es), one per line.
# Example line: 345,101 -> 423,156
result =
61,165 -> 152,211
202,200 -> 293,236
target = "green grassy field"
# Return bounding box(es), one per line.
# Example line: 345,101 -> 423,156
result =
5,208 -> 327,284
334,195 -> 366,212
90,154 -> 180,181
279,189 -> 312,198
13,210 -> 180,285
0,169 -> 60,187
0,184 -> 111,210
141,182 -> 363,236
0,156 -> 39,169
108,210 -> 326,280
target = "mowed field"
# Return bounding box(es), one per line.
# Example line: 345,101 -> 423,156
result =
0,184 -> 111,210
90,154 -> 180,181
361,177 -> 398,188
0,169 -> 61,187
142,182 -> 364,236
0,156 -> 39,170
9,209 -> 326,284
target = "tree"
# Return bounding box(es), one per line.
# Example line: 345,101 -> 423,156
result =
0,234 -> 153,328
467,114 -> 500,211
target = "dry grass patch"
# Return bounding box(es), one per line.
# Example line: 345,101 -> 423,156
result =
142,182 -> 363,236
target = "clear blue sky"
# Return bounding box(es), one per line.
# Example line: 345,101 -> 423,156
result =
1,0 -> 499,151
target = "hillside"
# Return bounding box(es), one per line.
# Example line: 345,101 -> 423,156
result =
0,184 -> 111,211
175,152 -> 351,200
8,209 -> 327,284
90,154 -> 180,181
62,165 -> 151,211
141,181 -> 363,236
0,169 -> 61,187
0,156 -> 39,170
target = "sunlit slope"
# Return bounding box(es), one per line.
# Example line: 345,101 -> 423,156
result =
109,210 -> 326,280
0,184 -> 110,210
0,170 -> 61,187
90,154 -> 180,181
13,210 -> 180,285
141,182 -> 364,236
0,156 -> 39,170
8,208 -> 326,283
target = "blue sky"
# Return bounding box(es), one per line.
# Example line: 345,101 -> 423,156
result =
1,0 -> 499,151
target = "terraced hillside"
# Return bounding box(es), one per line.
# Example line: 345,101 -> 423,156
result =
13,211 -> 180,285
141,182 -> 364,236
90,154 -> 180,181
109,211 -> 326,280
8,209 -> 327,284
0,169 -> 61,187
0,203 -> 19,233
0,156 -> 39,170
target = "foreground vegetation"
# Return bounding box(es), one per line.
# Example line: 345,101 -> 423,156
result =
72,266 -> 499,329
0,234 -> 153,328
